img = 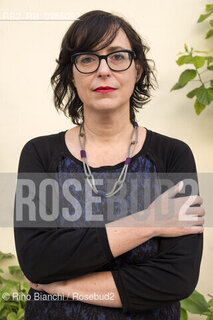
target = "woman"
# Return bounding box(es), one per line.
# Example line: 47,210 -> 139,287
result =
14,10 -> 204,320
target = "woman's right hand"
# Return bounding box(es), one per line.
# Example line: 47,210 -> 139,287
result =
142,181 -> 205,237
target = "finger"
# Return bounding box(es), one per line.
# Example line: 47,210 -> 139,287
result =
36,284 -> 44,291
191,216 -> 204,225
177,195 -> 203,213
186,206 -> 205,216
182,216 -> 205,227
31,283 -> 39,290
162,181 -> 184,199
183,226 -> 204,234
189,195 -> 203,206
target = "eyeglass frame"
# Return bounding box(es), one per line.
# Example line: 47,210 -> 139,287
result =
71,49 -> 136,74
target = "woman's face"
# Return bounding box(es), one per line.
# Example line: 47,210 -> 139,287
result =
72,28 -> 142,114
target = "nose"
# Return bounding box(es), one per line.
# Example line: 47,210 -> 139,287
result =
96,57 -> 111,76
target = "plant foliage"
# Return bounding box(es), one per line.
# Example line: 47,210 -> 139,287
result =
171,4 -> 213,115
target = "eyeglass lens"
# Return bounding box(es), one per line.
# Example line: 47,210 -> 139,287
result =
75,51 -> 132,73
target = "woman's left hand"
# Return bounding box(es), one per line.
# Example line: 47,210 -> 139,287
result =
23,273 -> 68,295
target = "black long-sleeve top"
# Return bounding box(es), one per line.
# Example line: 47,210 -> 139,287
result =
13,128 -> 203,319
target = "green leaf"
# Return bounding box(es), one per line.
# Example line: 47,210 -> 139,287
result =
177,51 -> 185,55
1,278 -> 20,288
171,69 -> 197,91
206,29 -> 213,39
17,308 -> 25,319
197,86 -> 213,105
206,315 -> 213,320
7,311 -> 17,320
8,266 -> 22,278
180,307 -> 188,320
203,312 -> 213,316
208,296 -> 213,312
4,301 -> 19,309
176,55 -> 193,66
173,69 -> 197,90
207,65 -> 213,70
0,309 -> 10,318
206,4 -> 213,12
198,12 -> 213,23
22,281 -> 30,293
195,50 -> 210,54
171,82 -> 183,90
181,290 -> 210,313
0,252 -> 14,261
210,20 -> 213,27
0,283 -> 20,299
194,99 -> 206,115
0,300 -> 4,311
192,56 -> 205,68
179,69 -> 197,86
184,44 -> 189,52
210,80 -> 213,87
187,87 -> 202,98
205,57 -> 213,65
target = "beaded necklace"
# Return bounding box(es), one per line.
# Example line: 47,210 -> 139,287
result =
78,121 -> 139,197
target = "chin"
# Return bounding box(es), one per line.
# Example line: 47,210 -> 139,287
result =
94,99 -> 122,109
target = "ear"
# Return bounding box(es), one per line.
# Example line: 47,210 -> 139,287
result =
135,61 -> 143,83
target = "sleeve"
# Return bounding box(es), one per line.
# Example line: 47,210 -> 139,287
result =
14,139 -> 114,284
111,142 -> 203,313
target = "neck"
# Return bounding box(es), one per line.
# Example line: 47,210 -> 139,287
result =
81,112 -> 135,147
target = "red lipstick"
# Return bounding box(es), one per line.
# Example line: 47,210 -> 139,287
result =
94,86 -> 117,93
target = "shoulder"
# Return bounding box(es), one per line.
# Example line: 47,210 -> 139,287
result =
18,131 -> 66,172
146,129 -> 196,173
22,131 -> 65,152
148,129 -> 191,154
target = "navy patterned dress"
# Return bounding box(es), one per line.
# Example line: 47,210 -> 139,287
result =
24,152 -> 180,319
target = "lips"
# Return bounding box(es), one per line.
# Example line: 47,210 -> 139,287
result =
94,86 -> 117,93
95,86 -> 115,90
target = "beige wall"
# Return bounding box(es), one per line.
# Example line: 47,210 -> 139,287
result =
0,0 -> 212,318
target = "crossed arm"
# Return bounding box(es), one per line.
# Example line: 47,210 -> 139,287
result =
25,271 -> 122,308
22,208 -> 155,308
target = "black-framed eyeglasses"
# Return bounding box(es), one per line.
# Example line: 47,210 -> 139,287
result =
71,49 -> 136,74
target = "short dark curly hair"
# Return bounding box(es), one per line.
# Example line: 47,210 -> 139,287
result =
50,10 -> 157,125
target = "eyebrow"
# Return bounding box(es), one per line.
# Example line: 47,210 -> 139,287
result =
106,46 -> 125,52
92,46 -> 126,53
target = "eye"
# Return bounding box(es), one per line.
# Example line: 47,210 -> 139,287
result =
81,57 -> 92,63
111,53 -> 125,61
79,55 -> 96,64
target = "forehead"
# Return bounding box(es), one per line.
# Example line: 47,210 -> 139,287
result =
92,28 -> 132,53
